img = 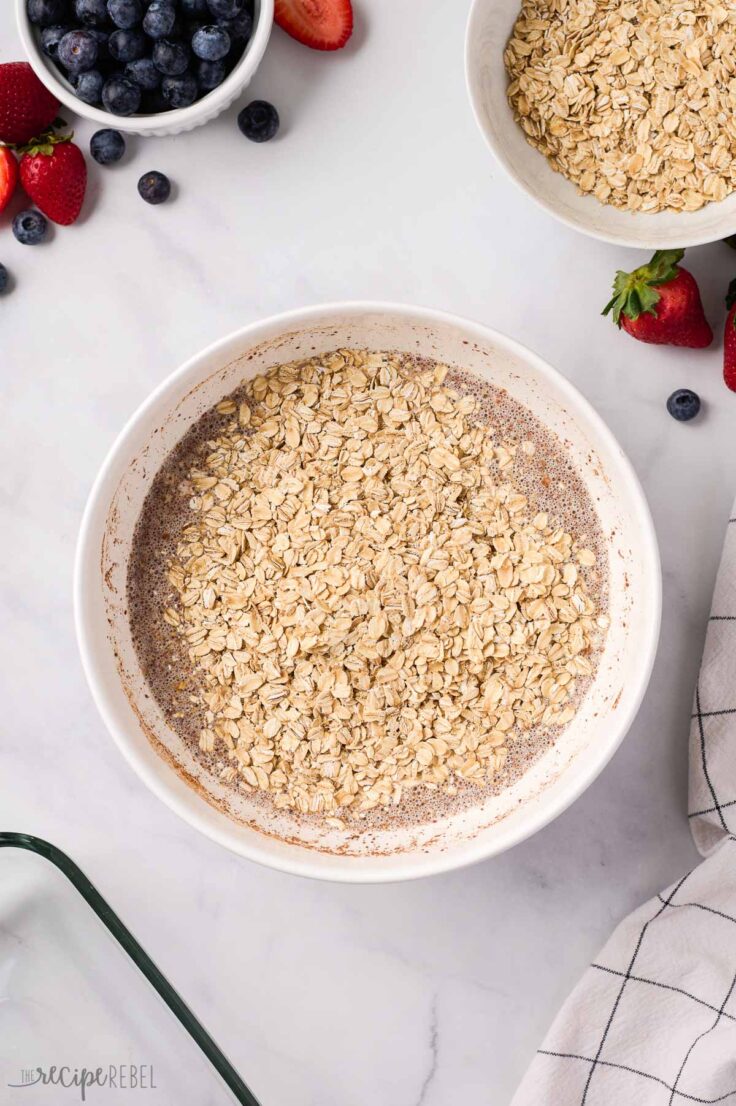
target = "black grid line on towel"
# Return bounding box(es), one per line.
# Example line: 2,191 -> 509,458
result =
579,874 -> 691,1103
539,1050 -> 736,1103
591,964 -> 736,1024
668,970 -> 736,1104
657,893 -> 736,929
695,684 -> 729,833
690,799 -> 736,819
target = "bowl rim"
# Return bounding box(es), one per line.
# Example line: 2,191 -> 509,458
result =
464,0 -> 736,250
15,0 -> 274,135
74,301 -> 662,882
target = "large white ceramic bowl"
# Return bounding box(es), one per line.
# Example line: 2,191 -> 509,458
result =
16,0 -> 273,137
465,0 -> 736,249
74,302 -> 661,882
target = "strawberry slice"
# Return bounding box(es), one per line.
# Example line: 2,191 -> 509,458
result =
275,0 -> 353,50
0,147 -> 19,214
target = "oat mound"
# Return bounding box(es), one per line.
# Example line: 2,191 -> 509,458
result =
164,351 -> 603,821
505,0 -> 736,213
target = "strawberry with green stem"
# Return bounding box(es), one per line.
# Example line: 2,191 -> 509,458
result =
603,248 -> 713,349
18,127 -> 86,226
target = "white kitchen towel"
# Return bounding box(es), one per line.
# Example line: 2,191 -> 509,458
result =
512,506 -> 736,1105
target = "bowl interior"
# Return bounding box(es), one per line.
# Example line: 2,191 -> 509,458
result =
16,0 -> 272,136
76,305 -> 660,880
465,0 -> 736,249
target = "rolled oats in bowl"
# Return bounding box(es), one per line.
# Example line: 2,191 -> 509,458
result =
504,0 -> 736,214
128,349 -> 609,830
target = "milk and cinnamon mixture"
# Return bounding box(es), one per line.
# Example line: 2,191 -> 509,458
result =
128,350 -> 609,833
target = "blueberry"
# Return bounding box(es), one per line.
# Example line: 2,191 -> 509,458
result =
138,170 -> 171,204
223,9 -> 251,41
207,0 -> 242,17
109,27 -> 147,61
153,38 -> 190,75
142,0 -> 176,38
102,73 -> 141,114
40,24 -> 70,60
27,0 -> 69,27
74,68 -> 104,102
13,210 -> 48,246
90,127 -> 125,163
667,389 -> 701,423
181,0 -> 208,14
161,71 -> 198,107
125,56 -> 161,90
237,99 -> 279,142
195,57 -> 225,90
191,24 -> 230,59
0,264 -> 8,294
107,0 -> 142,28
74,0 -> 108,26
58,29 -> 99,73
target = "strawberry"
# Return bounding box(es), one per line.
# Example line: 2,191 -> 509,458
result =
19,132 -> 86,226
602,248 -> 713,349
724,279 -> 736,393
275,0 -> 353,50
0,147 -> 18,214
0,62 -> 59,146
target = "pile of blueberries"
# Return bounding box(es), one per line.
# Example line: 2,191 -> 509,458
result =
27,0 -> 255,115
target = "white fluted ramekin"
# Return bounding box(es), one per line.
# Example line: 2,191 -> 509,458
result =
16,0 -> 273,138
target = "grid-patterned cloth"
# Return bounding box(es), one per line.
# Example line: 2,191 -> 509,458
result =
512,507 -> 736,1105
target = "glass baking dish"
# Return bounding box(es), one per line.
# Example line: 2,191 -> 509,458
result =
0,833 -> 259,1104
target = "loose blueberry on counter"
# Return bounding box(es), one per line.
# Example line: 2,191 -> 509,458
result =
102,73 -> 141,114
161,71 -> 198,107
40,24 -> 70,60
153,38 -> 190,75
125,56 -> 162,90
196,57 -> 226,91
142,0 -> 176,38
667,388 -> 701,422
138,170 -> 171,204
0,264 -> 9,295
237,99 -> 279,142
13,210 -> 48,246
74,0 -> 109,27
107,0 -> 142,29
90,127 -> 126,164
58,29 -> 99,73
207,0 -> 243,17
192,24 -> 230,59
75,68 -> 105,103
27,0 -> 69,26
109,27 -> 147,61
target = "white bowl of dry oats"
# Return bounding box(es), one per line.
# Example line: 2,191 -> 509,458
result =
75,303 -> 660,881
466,0 -> 736,248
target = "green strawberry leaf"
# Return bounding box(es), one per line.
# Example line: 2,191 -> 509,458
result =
602,248 -> 685,327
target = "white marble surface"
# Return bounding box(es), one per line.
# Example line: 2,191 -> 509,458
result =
2,1 -> 736,1102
